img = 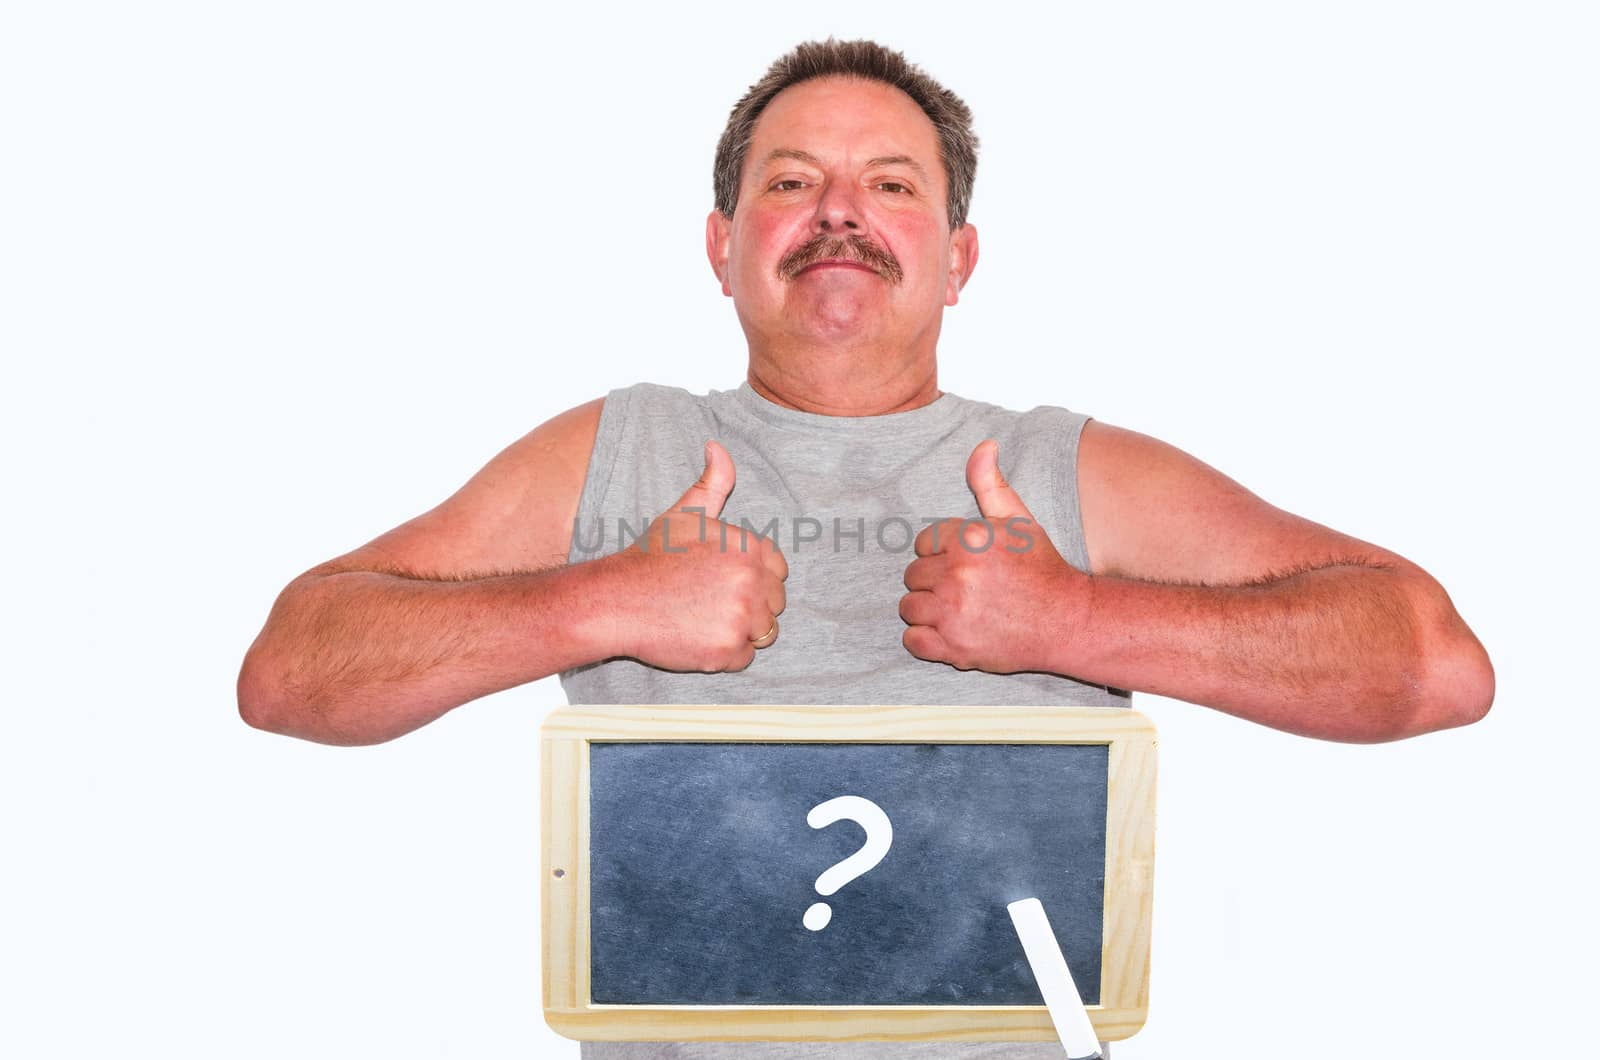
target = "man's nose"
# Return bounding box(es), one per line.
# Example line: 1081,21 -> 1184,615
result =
813,180 -> 863,233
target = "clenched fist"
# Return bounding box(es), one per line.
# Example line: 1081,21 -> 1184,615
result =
603,440 -> 788,673
898,440 -> 1086,674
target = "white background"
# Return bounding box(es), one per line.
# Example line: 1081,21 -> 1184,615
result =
3,2 -> 1594,1056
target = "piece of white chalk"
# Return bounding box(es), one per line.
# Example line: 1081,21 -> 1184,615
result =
1007,897 -> 1102,1060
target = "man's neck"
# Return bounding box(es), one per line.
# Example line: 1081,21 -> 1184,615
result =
745,352 -> 941,418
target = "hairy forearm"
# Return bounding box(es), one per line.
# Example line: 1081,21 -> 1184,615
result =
238,559 -> 625,746
1051,562 -> 1494,742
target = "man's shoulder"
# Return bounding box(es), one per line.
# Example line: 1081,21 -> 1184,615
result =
939,387 -> 1089,418
940,390 -> 1095,443
593,380 -> 742,426
578,382 -> 746,495
602,379 -> 736,403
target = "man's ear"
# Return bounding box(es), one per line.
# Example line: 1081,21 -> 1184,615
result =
944,222 -> 979,307
705,209 -> 733,297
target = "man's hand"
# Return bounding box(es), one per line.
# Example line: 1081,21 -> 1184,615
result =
899,440 -> 1085,673
605,440 -> 788,673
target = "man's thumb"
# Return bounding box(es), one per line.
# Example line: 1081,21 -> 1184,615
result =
966,439 -> 1032,520
676,439 -> 736,517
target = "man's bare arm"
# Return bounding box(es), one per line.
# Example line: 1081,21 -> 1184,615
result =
238,562 -> 636,746
237,399 -> 610,745
901,428 -> 1492,742
1069,422 -> 1493,741
238,404 -> 788,746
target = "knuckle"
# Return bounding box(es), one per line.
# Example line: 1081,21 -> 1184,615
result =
951,565 -> 979,596
694,644 -> 724,673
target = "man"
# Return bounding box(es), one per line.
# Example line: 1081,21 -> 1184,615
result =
238,38 -> 1493,1058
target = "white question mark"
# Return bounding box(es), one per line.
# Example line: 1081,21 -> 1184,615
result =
803,795 -> 893,931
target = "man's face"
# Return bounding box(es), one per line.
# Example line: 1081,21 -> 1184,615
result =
706,77 -> 977,355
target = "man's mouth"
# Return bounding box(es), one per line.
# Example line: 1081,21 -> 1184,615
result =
799,259 -> 880,274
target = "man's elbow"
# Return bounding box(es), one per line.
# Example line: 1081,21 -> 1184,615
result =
1401,615 -> 1495,739
237,642 -> 279,731
236,645 -> 371,747
1428,640 -> 1495,732
236,644 -> 313,740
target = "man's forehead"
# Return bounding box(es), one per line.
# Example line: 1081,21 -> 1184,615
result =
747,77 -> 942,174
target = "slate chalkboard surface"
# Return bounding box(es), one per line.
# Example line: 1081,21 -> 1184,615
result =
541,705 -> 1156,1043
588,742 -> 1108,1006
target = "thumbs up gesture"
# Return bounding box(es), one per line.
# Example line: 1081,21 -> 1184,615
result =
899,440 -> 1084,674
605,440 -> 788,673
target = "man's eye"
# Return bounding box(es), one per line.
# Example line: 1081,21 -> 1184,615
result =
875,181 -> 911,194
771,180 -> 806,191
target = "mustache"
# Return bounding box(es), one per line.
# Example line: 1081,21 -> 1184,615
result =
776,233 -> 904,284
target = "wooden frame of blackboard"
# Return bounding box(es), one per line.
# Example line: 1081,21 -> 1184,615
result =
541,704 -> 1156,1043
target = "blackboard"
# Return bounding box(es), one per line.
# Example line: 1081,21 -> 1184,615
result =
541,705 -> 1155,1043
589,742 -> 1108,1006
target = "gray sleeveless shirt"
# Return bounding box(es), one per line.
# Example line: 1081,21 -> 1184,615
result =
561,381 -> 1125,1059
561,381 -> 1128,710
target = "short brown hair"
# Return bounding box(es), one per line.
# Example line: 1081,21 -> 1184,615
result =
713,39 -> 979,230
